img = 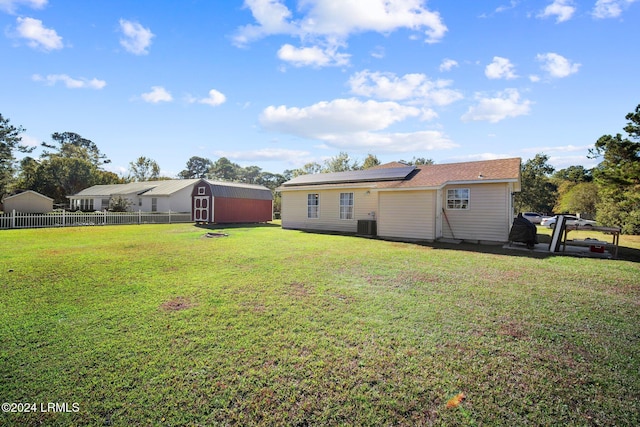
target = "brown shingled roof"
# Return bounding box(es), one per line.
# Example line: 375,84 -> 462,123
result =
379,158 -> 521,189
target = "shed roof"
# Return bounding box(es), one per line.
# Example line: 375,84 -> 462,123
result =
3,190 -> 54,202
201,179 -> 273,200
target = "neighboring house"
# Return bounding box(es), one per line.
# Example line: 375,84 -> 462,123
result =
68,179 -> 200,212
2,190 -> 54,213
278,158 -> 522,243
191,179 -> 273,223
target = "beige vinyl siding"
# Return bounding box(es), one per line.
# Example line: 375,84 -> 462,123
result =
441,183 -> 510,242
3,192 -> 53,214
281,188 -> 377,233
378,190 -> 436,240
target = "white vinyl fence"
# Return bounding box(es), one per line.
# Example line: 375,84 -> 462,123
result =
0,210 -> 192,230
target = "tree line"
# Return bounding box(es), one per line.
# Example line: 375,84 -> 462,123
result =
2,104 -> 639,233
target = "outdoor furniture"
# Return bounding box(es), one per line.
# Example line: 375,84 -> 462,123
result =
562,225 -> 621,259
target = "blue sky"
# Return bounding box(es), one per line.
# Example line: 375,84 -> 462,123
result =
1,0 -> 638,178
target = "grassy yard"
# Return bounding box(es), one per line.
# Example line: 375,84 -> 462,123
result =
1,223 -> 639,426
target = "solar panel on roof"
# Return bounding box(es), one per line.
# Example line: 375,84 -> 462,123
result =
283,166 -> 416,186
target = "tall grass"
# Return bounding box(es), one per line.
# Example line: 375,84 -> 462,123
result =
1,224 -> 639,426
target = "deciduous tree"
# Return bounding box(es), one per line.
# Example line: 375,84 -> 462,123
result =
128,156 -> 161,181
514,154 -> 557,214
589,104 -> 640,233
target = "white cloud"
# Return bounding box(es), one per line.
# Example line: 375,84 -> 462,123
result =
141,86 -> 173,103
14,17 -> 62,51
233,0 -> 298,46
485,56 -> 517,80
348,70 -> 463,106
234,0 -> 447,67
32,74 -> 106,89
538,0 -> 576,23
0,0 -> 47,13
18,133 -> 40,148
529,74 -> 541,82
592,0 -> 638,18
197,89 -> 227,106
320,130 -> 457,153
260,98 -> 420,136
297,0 -> 447,43
536,52 -> 580,78
495,1 -> 519,14
370,46 -> 385,59
119,19 -> 154,55
439,58 -> 458,72
259,97 -> 456,153
277,43 -> 350,67
461,89 -> 532,123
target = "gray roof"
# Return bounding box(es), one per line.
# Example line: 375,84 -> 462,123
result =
281,166 -> 416,187
203,180 -> 273,200
70,179 -> 200,198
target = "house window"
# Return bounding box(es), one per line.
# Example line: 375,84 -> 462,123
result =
151,198 -> 158,212
307,194 -> 319,218
101,199 -> 109,210
340,192 -> 354,220
447,188 -> 470,209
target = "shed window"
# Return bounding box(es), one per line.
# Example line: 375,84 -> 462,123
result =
307,194 -> 319,219
447,188 -> 469,209
340,192 -> 354,220
198,186 -> 205,195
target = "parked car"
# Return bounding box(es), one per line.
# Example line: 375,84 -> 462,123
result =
521,212 -> 544,224
541,215 -> 598,229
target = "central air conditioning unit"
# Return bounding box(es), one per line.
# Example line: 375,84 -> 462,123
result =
357,219 -> 377,236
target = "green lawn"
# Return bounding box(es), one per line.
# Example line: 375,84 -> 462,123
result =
1,223 -> 639,426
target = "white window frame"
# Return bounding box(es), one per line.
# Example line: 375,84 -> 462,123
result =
339,192 -> 354,220
151,198 -> 158,212
447,188 -> 470,210
307,193 -> 319,219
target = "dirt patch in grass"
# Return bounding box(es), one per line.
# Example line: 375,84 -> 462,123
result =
287,281 -> 311,299
160,296 -> 196,311
498,319 -> 529,340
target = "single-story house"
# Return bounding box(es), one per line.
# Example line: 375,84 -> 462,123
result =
2,190 -> 54,213
68,179 -> 201,212
278,158 -> 522,243
191,179 -> 273,223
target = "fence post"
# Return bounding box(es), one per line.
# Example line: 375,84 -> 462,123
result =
62,209 -> 66,227
12,209 -> 15,229
138,210 -> 141,225
168,210 -> 171,224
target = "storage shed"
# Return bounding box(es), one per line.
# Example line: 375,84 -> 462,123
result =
2,190 -> 54,213
191,179 -> 273,224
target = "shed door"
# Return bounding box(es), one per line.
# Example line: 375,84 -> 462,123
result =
194,196 -> 209,222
